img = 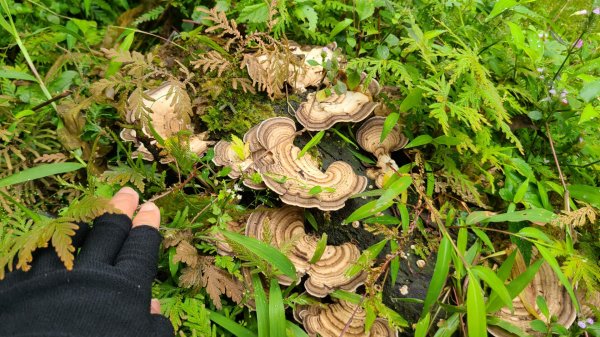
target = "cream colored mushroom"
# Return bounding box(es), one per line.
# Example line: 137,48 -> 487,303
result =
295,91 -> 378,131
295,300 -> 397,337
288,43 -> 335,92
120,82 -> 213,162
356,117 -> 408,188
252,117 -> 367,211
488,257 -> 576,337
212,140 -> 265,189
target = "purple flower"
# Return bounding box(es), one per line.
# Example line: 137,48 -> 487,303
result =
549,88 -> 556,96
578,321 -> 587,329
587,318 -> 595,324
575,39 -> 584,49
561,98 -> 569,105
594,8 -> 600,15
561,89 -> 568,97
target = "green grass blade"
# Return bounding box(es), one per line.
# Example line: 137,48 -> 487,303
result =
0,162 -> 85,188
309,233 -> 327,264
533,244 -> 579,312
298,130 -> 325,158
466,272 -> 487,337
376,176 -> 412,209
286,321 -> 309,337
220,230 -> 297,281
421,235 -> 452,315
471,266 -> 513,311
432,313 -> 460,337
268,279 -> 286,337
487,258 -> 544,313
252,274 -> 269,337
208,310 -> 257,337
381,112 -> 400,142
414,313 -> 430,337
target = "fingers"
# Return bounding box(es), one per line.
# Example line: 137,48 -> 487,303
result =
151,299 -> 161,314
77,188 -> 139,265
114,202 -> 162,284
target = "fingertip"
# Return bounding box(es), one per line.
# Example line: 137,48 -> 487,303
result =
151,299 -> 161,314
132,202 -> 160,229
110,187 -> 140,218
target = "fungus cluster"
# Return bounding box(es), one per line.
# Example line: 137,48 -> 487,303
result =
120,82 -> 212,162
356,117 -> 408,188
213,117 -> 367,211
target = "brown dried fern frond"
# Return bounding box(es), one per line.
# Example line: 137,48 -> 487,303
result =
191,51 -> 232,77
552,204 -> 597,228
199,7 -> 243,51
34,153 -> 68,164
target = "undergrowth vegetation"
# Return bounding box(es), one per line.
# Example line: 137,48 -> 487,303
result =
1,0 -> 599,336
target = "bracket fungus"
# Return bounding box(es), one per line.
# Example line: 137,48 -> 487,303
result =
356,117 -> 408,188
488,261 -> 577,337
295,300 -> 397,337
120,82 -> 213,163
212,140 -> 265,189
245,206 -> 366,297
295,91 -> 378,131
252,117 -> 367,211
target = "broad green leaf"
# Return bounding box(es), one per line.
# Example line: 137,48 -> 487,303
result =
208,310 -> 257,337
348,147 -> 376,164
347,239 -> 388,277
220,230 -> 296,281
533,244 -> 579,311
330,289 -> 362,303
518,227 -> 552,243
535,295 -> 549,319
308,186 -> 322,195
466,272 -> 487,337
513,179 -> 529,204
471,266 -> 513,310
472,228 -> 495,252
106,29 -> 135,78
399,203 -> 409,231
0,69 -> 37,81
309,233 -> 327,264
0,162 -> 85,188
537,182 -> 551,210
466,209 -> 557,225
433,313 -> 460,337
530,320 -> 547,333
363,215 -> 402,225
252,274 -> 269,337
486,0 -> 518,21
376,45 -> 389,60
298,130 -> 325,158
422,236 -> 452,315
488,259 -> 544,313
405,135 -> 433,148
376,176 -> 412,209
433,135 -> 461,146
238,3 -> 269,23
568,184 -> 600,208
355,0 -> 375,20
294,4 -> 318,31
399,88 -> 424,112
344,199 -> 393,223
330,18 -> 353,38
496,250 -> 517,282
579,80 -> 600,102
579,104 -> 599,124
507,22 -> 525,50
487,317 -> 532,337
269,279 -> 286,337
346,68 -> 362,91
286,321 -> 309,337
415,313 -> 430,337
381,113 -> 399,142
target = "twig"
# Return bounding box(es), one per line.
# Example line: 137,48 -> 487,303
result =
338,293 -> 366,337
32,90 -> 72,111
545,121 -> 570,214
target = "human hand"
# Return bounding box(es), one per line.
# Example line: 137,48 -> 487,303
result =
0,187 -> 174,337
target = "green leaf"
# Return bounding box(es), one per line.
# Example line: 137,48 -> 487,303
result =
0,162 -> 85,188
380,113 -> 400,142
415,313 -> 430,337
422,236 -> 452,315
488,258 -> 544,313
390,240 -> 400,285
472,228 -> 495,252
330,18 -> 353,38
106,29 -> 135,78
238,3 -> 269,23
466,272 -> 487,337
579,104 -> 599,124
486,0 -> 518,21
308,186 -> 322,195
518,226 -> 552,243
487,317 -> 532,337
568,184 -> 600,208
530,320 -> 547,333
0,69 -> 37,81
330,290 -> 362,303
432,313 -> 460,337
269,279 -> 286,337
399,88 -> 424,112
579,80 -> 600,102
251,274 -> 269,337
471,266 -> 513,311
294,4 -> 318,31
496,250 -> 517,282
309,233 -> 327,264
209,310 -> 257,337
533,244 -> 579,311
344,199 -> 393,223
348,148 -> 376,164
466,209 -> 557,225
376,45 -> 390,60
286,321 -> 309,337
405,135 -> 433,148
220,230 -> 296,281
298,130 -> 325,158
513,179 -> 529,204
355,0 -> 375,20
433,135 -> 461,146
376,176 -> 412,209
507,22 -> 525,50
535,295 -> 549,319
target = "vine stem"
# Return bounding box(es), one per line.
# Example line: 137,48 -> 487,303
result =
545,121 -> 570,215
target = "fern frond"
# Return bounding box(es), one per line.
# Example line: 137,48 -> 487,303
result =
134,6 -> 165,26
64,195 -> 120,223
101,164 -> 146,192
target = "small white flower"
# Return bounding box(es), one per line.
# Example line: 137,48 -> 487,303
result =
572,9 -> 588,15
400,285 -> 409,295
537,67 -> 544,73
549,88 -> 557,96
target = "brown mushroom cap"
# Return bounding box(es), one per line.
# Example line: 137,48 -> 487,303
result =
295,91 -> 378,131
356,117 -> 407,157
304,242 -> 367,297
296,300 -> 397,337
252,117 -> 367,211
289,44 -> 335,91
488,261 -> 576,337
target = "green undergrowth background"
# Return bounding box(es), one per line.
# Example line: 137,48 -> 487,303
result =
1,0 -> 599,336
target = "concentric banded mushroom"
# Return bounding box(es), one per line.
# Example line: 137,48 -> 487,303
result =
120,82 -> 213,162
212,140 -> 265,189
245,206 -> 366,297
488,259 -> 577,337
356,117 -> 408,188
295,300 -> 397,337
253,117 -> 367,211
295,91 -> 378,131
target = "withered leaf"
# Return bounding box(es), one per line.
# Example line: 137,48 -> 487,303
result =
173,241 -> 199,267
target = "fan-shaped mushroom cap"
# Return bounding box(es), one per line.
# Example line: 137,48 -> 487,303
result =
289,43 -> 335,91
356,117 -> 407,157
304,243 -> 367,297
211,140 -> 264,188
296,300 -> 397,337
488,261 -> 576,337
253,117 -> 367,211
295,91 -> 378,131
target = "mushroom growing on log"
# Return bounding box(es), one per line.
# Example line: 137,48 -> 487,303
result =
356,116 -> 408,188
